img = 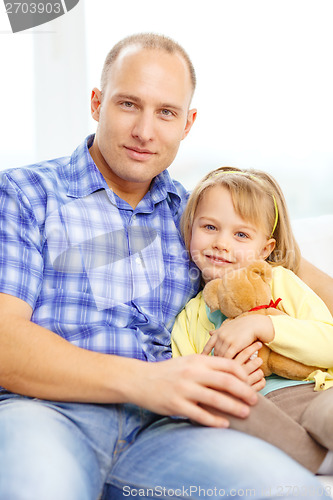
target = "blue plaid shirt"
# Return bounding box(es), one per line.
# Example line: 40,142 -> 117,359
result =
0,135 -> 200,361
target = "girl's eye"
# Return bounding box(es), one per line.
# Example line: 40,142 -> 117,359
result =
204,224 -> 216,231
236,232 -> 248,239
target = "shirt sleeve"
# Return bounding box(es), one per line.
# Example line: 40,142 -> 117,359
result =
0,172 -> 44,307
171,306 -> 198,357
171,292 -> 214,357
267,266 -> 333,368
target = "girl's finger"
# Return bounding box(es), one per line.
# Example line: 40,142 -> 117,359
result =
247,366 -> 264,387
202,335 -> 217,355
234,342 -> 262,365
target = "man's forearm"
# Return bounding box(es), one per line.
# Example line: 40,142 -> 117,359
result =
0,293 -> 259,427
0,314 -> 145,403
0,315 -> 259,427
298,258 -> 333,315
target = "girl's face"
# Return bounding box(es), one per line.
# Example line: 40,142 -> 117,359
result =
190,185 -> 275,283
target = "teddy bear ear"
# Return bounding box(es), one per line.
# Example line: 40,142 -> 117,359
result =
247,260 -> 272,283
203,279 -> 222,311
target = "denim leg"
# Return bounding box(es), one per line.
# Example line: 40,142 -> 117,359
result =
0,395 -> 118,500
105,418 -> 329,499
1,396 -> 329,499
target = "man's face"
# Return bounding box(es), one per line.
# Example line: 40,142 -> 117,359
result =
90,46 -> 196,203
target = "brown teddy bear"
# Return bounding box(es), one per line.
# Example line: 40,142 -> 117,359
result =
202,260 -> 319,380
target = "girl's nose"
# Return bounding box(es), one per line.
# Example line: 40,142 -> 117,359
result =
212,233 -> 230,252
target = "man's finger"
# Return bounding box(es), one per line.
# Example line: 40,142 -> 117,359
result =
195,369 -> 258,409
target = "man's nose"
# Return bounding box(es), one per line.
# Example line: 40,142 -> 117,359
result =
132,111 -> 155,143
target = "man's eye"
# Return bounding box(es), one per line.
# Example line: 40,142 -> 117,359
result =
122,101 -> 134,108
161,109 -> 173,117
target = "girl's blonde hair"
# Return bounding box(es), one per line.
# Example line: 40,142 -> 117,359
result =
181,166 -> 301,273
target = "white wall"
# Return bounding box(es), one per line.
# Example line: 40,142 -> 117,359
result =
1,0 -> 332,218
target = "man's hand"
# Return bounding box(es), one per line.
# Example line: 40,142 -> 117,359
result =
133,354 -> 258,428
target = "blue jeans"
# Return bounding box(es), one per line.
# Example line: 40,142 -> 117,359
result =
0,394 -> 329,499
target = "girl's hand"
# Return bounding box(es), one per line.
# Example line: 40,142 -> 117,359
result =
234,342 -> 266,392
202,315 -> 274,359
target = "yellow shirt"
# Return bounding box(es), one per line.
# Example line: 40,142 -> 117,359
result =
171,266 -> 333,390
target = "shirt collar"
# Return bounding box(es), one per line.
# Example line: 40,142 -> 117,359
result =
148,169 -> 182,214
67,135 -> 108,198
67,135 -> 183,214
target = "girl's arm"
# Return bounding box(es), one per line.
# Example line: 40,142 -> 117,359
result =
297,258 -> 333,315
202,264 -> 333,369
268,266 -> 333,367
171,293 -> 210,357
171,294 -> 265,390
202,315 -> 274,359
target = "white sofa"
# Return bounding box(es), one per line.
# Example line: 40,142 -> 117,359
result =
292,214 -> 333,278
292,214 -> 333,493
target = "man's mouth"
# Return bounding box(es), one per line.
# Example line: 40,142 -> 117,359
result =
124,146 -> 155,161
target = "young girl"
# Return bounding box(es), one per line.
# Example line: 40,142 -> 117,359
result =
171,166 -> 333,474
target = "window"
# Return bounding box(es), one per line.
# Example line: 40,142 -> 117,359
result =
0,22 -> 35,169
84,0 -> 333,218
1,0 -> 332,218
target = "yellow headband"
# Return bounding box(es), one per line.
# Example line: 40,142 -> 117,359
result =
209,169 -> 279,238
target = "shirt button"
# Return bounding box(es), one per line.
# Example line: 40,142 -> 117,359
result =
132,215 -> 137,221
135,257 -> 141,265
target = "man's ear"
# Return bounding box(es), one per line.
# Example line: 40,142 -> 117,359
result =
91,88 -> 102,122
261,238 -> 276,260
182,108 -> 197,140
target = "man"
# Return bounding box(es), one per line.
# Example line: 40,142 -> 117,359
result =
0,33 -> 329,499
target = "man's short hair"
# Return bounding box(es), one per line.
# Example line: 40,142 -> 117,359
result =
100,32 -> 196,96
